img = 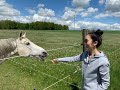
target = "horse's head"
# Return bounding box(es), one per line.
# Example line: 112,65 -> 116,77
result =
16,31 -> 48,60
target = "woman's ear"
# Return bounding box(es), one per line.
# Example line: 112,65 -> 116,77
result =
94,41 -> 98,46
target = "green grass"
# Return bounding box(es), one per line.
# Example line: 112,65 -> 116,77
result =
0,30 -> 120,90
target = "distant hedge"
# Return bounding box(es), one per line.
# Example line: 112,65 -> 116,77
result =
0,20 -> 69,30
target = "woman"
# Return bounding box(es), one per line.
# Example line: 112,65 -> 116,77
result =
51,30 -> 110,90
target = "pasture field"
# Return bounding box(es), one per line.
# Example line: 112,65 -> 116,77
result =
0,30 -> 120,90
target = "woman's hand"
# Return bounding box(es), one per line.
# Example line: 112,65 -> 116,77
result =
51,59 -> 58,64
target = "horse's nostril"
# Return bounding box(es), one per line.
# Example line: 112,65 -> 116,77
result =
42,52 -> 47,56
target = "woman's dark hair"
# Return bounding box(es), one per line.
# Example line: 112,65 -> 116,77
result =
88,29 -> 103,48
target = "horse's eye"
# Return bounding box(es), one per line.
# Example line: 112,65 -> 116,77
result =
26,42 -> 30,45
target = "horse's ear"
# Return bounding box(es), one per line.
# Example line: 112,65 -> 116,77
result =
20,31 -> 23,38
22,32 -> 26,38
19,31 -> 26,40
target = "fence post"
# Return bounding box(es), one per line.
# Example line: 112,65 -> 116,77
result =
82,29 -> 86,52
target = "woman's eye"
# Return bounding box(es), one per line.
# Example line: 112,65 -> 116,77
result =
85,39 -> 88,43
26,42 -> 30,45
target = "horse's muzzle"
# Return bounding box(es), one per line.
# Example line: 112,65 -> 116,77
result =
37,51 -> 48,61
42,52 -> 48,57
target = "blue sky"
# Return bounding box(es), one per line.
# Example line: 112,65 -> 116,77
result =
0,0 -> 120,30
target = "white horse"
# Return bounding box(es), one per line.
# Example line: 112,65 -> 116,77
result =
0,31 -> 48,62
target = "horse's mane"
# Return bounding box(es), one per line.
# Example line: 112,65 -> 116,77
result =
0,38 -> 17,59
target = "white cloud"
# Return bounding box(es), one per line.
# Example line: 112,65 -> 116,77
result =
32,14 -> 72,26
96,11 -> 120,18
95,12 -> 110,19
0,15 -> 32,23
71,21 -> 117,30
15,16 -> 33,23
62,6 -> 84,20
80,7 -> 98,17
33,14 -> 48,22
62,7 -> 76,20
105,0 -> 120,12
95,0 -> 120,19
38,8 -> 55,17
26,3 -> 55,17
62,0 -> 92,20
74,7 -> 84,12
0,0 -> 5,5
112,12 -> 120,18
99,0 -> 106,5
27,9 -> 36,14
72,0 -> 90,8
0,0 -> 20,16
112,23 -> 120,30
37,4 -> 44,8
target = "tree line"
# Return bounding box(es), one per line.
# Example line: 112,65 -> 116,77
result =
0,20 -> 69,30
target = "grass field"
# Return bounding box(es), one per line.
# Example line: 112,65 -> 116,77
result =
0,30 -> 120,90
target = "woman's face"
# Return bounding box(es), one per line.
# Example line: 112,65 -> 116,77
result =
85,34 -> 97,51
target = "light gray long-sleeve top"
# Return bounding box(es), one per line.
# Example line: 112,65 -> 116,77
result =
57,51 -> 110,90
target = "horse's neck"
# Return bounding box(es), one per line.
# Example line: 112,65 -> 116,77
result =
9,39 -> 18,55
0,38 -> 17,59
